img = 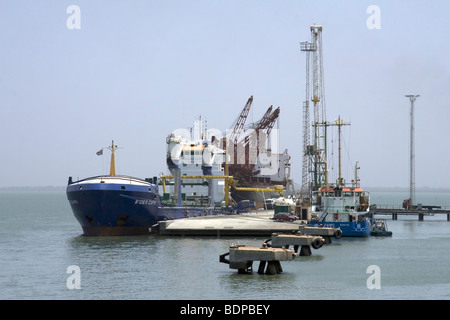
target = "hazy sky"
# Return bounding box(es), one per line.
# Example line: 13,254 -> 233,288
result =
1,0 -> 449,188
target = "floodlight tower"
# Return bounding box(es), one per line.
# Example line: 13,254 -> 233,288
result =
405,94 -> 420,206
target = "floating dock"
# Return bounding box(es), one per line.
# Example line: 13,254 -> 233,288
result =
153,210 -> 301,236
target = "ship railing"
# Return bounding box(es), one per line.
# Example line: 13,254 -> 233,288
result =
370,204 -> 403,210
317,205 -> 362,213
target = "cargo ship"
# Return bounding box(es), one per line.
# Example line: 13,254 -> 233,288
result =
66,141 -> 226,236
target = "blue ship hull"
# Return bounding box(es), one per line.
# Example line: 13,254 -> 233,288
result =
308,220 -> 372,237
66,175 -> 225,236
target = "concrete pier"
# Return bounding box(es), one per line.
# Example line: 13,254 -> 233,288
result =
219,244 -> 296,274
154,210 -> 300,236
267,233 -> 324,256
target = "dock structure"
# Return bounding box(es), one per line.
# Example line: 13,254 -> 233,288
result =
370,206 -> 450,221
152,210 -> 348,239
219,244 -> 296,274
298,225 -> 342,244
267,233 -> 324,256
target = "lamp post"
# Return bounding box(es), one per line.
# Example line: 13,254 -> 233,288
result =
405,95 -> 420,207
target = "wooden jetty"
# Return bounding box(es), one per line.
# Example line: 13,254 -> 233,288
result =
219,243 -> 296,274
370,205 -> 450,221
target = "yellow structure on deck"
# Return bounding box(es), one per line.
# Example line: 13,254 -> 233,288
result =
159,174 -> 284,206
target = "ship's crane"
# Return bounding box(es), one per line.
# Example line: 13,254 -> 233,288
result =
254,106 -> 279,134
245,105 -> 272,131
228,96 -> 279,151
226,96 -> 253,167
250,106 -> 279,155
226,97 -> 281,185
239,105 -> 280,166
228,95 -> 253,145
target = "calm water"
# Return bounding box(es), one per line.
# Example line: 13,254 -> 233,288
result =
1,188 -> 450,300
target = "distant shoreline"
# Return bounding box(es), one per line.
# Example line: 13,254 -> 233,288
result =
0,186 -> 66,192
1,185 -> 449,193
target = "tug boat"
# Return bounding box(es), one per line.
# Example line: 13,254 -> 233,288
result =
306,118 -> 372,237
370,219 -> 393,237
308,185 -> 372,237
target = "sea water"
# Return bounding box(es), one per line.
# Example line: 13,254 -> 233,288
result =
1,188 -> 450,300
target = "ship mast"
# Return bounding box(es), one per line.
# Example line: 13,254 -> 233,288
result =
334,117 -> 350,188
104,140 -> 120,176
352,161 -> 360,188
